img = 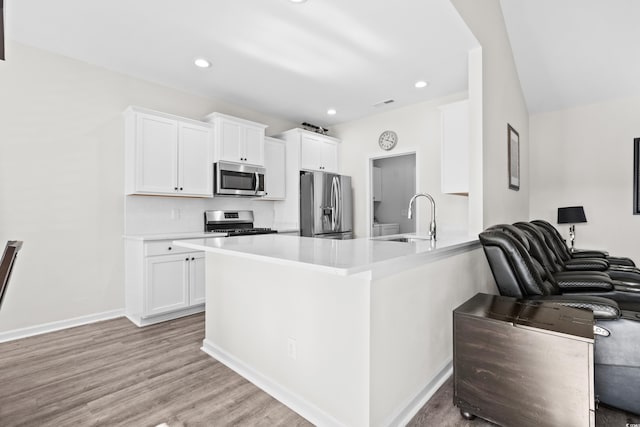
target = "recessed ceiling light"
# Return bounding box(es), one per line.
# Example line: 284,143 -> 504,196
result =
327,108 -> 337,116
415,80 -> 429,88
290,0 -> 308,3
194,58 -> 211,68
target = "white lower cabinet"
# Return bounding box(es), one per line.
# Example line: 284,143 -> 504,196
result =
188,253 -> 206,305
125,238 -> 205,326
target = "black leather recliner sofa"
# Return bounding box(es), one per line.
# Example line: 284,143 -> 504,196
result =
479,228 -> 640,415
531,219 -> 635,267
508,222 -> 640,308
516,220 -> 640,286
531,219 -> 636,267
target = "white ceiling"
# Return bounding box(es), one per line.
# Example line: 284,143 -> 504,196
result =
500,0 -> 640,114
6,0 -> 478,127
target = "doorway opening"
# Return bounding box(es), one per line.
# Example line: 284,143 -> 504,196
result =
370,153 -> 416,237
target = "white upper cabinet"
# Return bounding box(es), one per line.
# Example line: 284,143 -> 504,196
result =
124,107 -> 213,197
300,133 -> 338,173
205,112 -> 267,166
261,137 -> 286,200
178,122 -> 214,196
439,100 -> 469,195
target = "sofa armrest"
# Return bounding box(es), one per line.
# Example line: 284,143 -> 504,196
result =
571,250 -> 607,259
613,283 -> 640,294
564,258 -> 609,271
528,295 -> 620,320
555,272 -> 614,292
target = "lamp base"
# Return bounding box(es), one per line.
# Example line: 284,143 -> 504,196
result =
569,224 -> 575,252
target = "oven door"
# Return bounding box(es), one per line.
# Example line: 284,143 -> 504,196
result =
215,162 -> 266,197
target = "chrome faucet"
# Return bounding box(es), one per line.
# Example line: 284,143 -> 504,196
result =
407,193 -> 436,241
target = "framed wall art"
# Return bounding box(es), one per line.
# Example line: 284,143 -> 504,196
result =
508,124 -> 520,190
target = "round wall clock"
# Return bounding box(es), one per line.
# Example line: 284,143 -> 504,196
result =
378,130 -> 398,151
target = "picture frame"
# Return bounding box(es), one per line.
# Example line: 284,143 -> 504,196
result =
634,138 -> 640,214
508,124 -> 520,191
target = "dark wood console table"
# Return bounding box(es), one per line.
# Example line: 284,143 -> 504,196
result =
453,293 -> 595,427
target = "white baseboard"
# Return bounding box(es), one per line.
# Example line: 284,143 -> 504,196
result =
202,339 -> 452,427
201,339 -> 348,427
0,309 -> 125,343
389,359 -> 453,426
126,305 -> 204,327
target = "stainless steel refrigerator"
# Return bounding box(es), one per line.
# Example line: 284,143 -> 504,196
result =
300,171 -> 353,239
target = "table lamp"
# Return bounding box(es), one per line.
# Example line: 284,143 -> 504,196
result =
557,206 -> 587,252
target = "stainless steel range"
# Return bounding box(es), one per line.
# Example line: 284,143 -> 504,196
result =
204,210 -> 277,236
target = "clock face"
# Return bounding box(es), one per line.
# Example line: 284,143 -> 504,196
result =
378,130 -> 398,151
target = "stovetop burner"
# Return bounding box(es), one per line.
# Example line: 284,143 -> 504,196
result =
204,210 -> 277,236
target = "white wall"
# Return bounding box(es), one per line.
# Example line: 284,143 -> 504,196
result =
333,93 -> 471,238
0,41 -> 295,333
125,196 -> 276,235
529,95 -> 640,264
452,0 -> 530,228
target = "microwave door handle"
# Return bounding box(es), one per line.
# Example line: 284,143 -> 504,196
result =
254,172 -> 259,194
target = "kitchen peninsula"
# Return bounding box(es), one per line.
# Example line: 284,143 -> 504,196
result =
174,234 -> 493,427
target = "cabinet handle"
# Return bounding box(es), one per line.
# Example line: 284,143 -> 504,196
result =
174,187 -> 178,190
185,257 -> 189,261
168,247 -> 172,250
191,257 -> 195,261
179,187 -> 183,191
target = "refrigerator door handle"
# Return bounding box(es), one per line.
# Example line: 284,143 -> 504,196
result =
330,177 -> 338,231
335,177 -> 342,232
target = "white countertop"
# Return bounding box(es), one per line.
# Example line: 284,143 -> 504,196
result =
173,233 -> 479,276
123,231 -> 227,241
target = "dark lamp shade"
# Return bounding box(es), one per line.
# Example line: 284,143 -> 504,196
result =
557,206 -> 587,224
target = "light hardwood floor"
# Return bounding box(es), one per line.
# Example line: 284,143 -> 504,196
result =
0,314 -> 310,426
1,314 -> 638,426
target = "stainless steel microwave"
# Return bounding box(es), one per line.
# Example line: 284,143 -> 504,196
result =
214,161 -> 266,197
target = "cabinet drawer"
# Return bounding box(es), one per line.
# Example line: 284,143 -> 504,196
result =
145,240 -> 195,256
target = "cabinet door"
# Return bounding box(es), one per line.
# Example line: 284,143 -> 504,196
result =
135,113 -> 178,194
300,135 -> 322,171
300,135 -> 338,172
189,252 -> 206,306
440,100 -> 469,194
218,119 -> 243,163
145,254 -> 189,317
178,122 -> 213,197
243,126 -> 265,166
262,138 -> 286,199
320,140 -> 338,173
372,166 -> 382,202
